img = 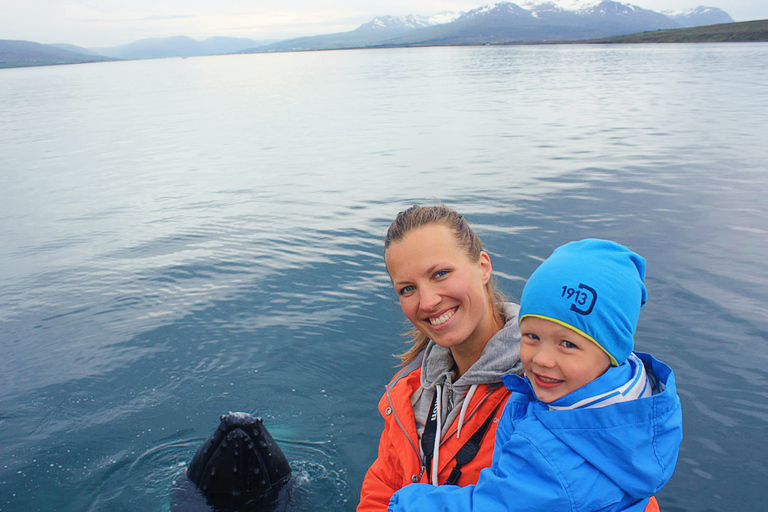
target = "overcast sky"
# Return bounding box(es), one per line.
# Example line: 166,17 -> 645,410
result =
2,0 -> 766,48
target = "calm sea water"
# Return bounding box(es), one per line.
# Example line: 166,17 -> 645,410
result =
1,43 -> 767,512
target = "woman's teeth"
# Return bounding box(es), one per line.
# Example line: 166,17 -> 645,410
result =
429,308 -> 456,326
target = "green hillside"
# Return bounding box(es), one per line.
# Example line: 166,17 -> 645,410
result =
588,19 -> 768,43
0,40 -> 116,69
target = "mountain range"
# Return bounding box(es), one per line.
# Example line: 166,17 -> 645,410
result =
89,36 -> 278,60
253,2 -> 734,52
0,1 -> 739,67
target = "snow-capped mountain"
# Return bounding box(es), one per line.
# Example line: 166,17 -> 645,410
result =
663,6 -> 733,27
456,1 -> 677,27
521,0 -> 618,13
458,2 -> 532,20
428,11 -> 463,24
355,12 -> 461,31
337,2 -> 727,43
355,15 -> 433,32
381,0 -> 680,44
253,1 -> 733,53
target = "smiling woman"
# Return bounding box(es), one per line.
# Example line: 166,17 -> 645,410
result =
357,204 -> 523,511
383,205 -> 508,370
385,222 -> 500,376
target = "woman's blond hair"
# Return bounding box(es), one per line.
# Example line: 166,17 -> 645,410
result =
384,205 -> 506,365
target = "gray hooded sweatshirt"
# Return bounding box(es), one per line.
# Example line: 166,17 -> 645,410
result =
412,303 -> 523,442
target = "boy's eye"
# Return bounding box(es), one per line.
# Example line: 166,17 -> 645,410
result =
561,340 -> 578,349
523,333 -> 540,341
398,285 -> 415,296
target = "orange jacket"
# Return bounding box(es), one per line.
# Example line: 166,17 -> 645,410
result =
357,360 -> 510,512
357,360 -> 663,512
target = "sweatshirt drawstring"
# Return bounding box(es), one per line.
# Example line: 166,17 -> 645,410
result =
431,385 -> 442,486
455,383 -> 477,440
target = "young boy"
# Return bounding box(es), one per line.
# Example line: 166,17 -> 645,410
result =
388,239 -> 683,512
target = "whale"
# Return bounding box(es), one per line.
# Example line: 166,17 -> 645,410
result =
172,412 -> 294,512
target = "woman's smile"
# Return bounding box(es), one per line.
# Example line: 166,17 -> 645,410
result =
427,306 -> 458,327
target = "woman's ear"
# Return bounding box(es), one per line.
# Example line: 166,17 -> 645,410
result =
479,251 -> 493,284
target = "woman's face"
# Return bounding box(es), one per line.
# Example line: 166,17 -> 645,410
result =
385,223 -> 496,352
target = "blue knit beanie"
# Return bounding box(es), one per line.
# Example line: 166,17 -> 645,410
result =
519,239 -> 647,366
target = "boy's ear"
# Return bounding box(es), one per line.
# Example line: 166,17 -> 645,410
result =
479,251 -> 493,284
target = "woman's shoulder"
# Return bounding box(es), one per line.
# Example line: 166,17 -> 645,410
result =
386,356 -> 423,390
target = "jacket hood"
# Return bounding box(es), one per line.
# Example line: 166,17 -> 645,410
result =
504,352 -> 683,498
421,303 -> 523,390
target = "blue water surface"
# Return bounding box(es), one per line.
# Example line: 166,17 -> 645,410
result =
1,43 -> 767,511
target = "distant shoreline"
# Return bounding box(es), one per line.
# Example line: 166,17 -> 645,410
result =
576,18 -> 768,44
245,19 -> 768,55
364,19 -> 768,48
2,19 -> 766,70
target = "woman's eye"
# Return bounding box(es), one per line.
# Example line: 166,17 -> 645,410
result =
434,270 -> 449,279
398,285 -> 415,296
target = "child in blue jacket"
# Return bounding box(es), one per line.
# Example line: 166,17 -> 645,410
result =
389,239 -> 683,512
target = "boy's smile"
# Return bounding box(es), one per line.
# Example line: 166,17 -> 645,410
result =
520,316 -> 611,402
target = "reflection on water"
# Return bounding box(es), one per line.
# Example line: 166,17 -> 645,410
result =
1,44 -> 767,511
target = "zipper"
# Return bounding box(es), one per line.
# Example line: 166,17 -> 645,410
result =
385,383 -> 425,466
385,381 -> 507,481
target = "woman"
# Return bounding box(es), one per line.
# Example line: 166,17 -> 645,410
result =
357,205 -> 662,512
357,205 -> 523,511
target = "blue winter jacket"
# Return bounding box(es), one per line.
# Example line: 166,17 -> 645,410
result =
389,352 -> 683,512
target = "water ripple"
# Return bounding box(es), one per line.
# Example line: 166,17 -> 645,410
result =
1,44 -> 767,512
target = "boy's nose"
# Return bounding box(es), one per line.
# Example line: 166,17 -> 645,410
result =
532,346 -> 556,368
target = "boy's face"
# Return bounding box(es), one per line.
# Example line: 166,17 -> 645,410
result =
520,317 -> 611,403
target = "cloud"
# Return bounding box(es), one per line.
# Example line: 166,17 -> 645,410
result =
78,15 -> 195,23
141,14 -> 196,21
66,4 -> 195,24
